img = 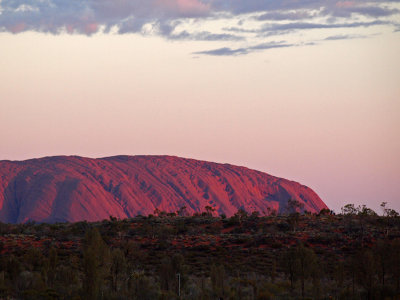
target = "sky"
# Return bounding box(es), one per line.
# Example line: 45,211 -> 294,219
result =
1,0 -> 400,213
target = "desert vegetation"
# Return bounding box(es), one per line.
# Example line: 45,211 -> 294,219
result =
0,202 -> 399,299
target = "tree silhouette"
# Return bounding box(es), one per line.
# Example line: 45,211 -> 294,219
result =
205,206 -> 215,217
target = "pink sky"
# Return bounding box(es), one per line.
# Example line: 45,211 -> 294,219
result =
1,0 -> 400,213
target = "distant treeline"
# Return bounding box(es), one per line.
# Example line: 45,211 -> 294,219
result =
0,202 -> 399,300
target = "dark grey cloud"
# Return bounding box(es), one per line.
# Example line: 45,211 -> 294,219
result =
256,10 -> 316,21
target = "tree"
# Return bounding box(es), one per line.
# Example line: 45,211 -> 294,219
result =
288,212 -> 300,232
270,259 -> 277,283
47,247 -> 58,286
250,211 -> 260,219
317,208 -> 332,216
6,255 -> 21,291
281,244 -> 318,298
355,249 -> 377,299
210,264 -> 225,298
341,204 -> 358,215
373,240 -> 391,288
128,270 -> 159,300
381,202 -> 399,218
359,205 -> 377,216
333,260 -> 345,298
389,239 -> 400,293
281,248 -> 298,290
177,206 -> 188,217
234,208 -> 248,224
159,254 -> 185,294
266,206 -> 277,216
296,244 -> 317,299
82,227 -> 110,300
54,262 -> 80,297
286,198 -> 304,214
154,208 -> 167,217
205,206 -> 215,217
159,256 -> 175,291
110,248 -> 126,293
381,202 -> 388,216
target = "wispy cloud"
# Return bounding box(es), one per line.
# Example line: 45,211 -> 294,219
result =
223,19 -> 391,40
193,47 -> 248,56
194,41 -> 295,56
168,31 -> 244,41
261,20 -> 389,32
324,34 -> 366,40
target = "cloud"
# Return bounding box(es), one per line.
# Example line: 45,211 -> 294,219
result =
0,0 -> 211,35
261,20 -> 389,32
156,0 -> 210,17
249,42 -> 294,51
1,0 -> 398,35
209,0 -> 400,18
224,20 -> 389,38
194,41 -> 295,56
193,47 -> 248,56
326,3 -> 400,18
324,34 -> 366,40
256,10 -> 317,21
222,27 -> 258,34
0,0 -> 399,54
168,30 -> 244,41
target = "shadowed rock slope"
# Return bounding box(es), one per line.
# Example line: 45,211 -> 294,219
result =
0,155 -> 328,223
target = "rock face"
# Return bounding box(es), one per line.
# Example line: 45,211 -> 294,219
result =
0,155 -> 328,223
